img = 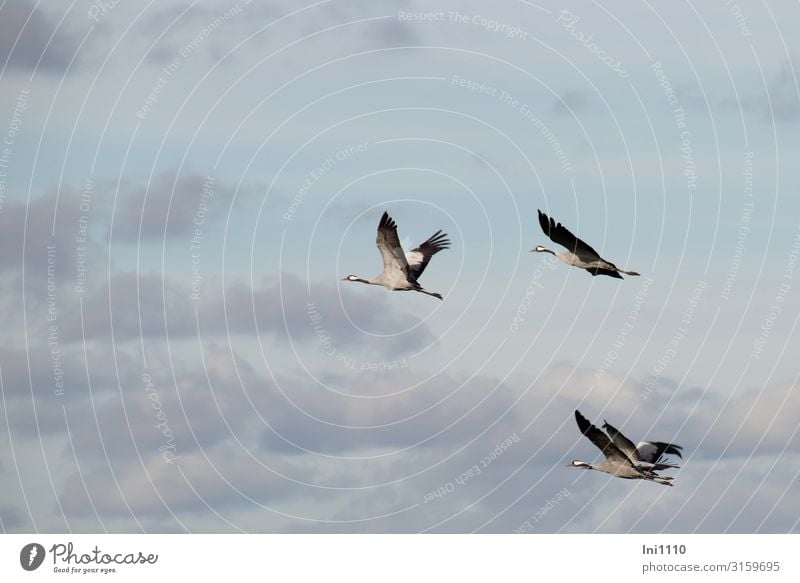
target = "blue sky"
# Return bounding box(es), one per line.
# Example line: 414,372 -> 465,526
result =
0,0 -> 798,533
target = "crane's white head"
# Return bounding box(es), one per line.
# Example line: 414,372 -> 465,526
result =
342,275 -> 368,284
567,460 -> 591,469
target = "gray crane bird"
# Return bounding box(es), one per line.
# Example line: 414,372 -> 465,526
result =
568,410 -> 682,487
532,210 -> 640,278
342,211 -> 450,300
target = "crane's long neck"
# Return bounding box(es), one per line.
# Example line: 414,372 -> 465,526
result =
343,276 -> 376,285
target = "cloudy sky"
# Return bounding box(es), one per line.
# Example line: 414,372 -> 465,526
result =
0,0 -> 798,534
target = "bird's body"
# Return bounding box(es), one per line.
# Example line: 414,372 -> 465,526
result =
343,212 -> 449,300
601,419 -> 683,472
533,210 -> 639,278
569,410 -> 681,486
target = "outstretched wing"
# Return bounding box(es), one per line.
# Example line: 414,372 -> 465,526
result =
602,419 -> 640,461
376,212 -> 415,282
575,410 -> 634,466
636,441 -> 683,464
406,230 -> 450,280
538,210 -> 602,261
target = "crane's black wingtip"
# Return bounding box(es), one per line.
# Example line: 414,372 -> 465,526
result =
378,211 -> 396,230
538,209 -> 551,236
574,409 -> 598,437
428,230 -> 451,248
667,444 -> 684,458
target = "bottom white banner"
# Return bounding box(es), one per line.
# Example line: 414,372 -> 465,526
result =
1,534 -> 796,581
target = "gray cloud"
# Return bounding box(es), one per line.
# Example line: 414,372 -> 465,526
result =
141,2 -> 266,67
49,270 -> 434,362
62,346 -> 267,469
258,368 -> 519,456
112,173 -> 243,242
0,1 -> 80,72
756,59 -> 800,121
552,89 -> 591,115
0,505 -> 25,531
2,339 -> 796,532
138,0 -> 423,71
0,182 -> 103,280
59,441 -> 301,517
699,381 -> 799,457
680,58 -> 800,123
